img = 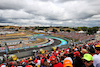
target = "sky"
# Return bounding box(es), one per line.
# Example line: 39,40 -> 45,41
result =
0,0 -> 100,27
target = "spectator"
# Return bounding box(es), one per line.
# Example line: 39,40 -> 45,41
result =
64,53 -> 73,64
88,45 -> 95,56
1,63 -> 6,67
60,56 -> 64,64
25,65 -> 33,67
63,59 -> 73,67
42,58 -> 50,67
36,56 -> 41,66
73,51 -> 84,67
0,59 -> 2,64
0,40 -> 100,67
80,49 -> 88,57
93,45 -> 100,67
17,61 -> 23,67
82,53 -> 94,67
50,55 -> 63,67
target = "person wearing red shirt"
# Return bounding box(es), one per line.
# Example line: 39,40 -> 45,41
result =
50,55 -> 63,67
53,62 -> 63,67
41,58 -> 44,65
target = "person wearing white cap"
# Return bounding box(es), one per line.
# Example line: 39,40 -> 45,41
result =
1,65 -> 6,67
1,63 -> 6,67
93,45 -> 100,67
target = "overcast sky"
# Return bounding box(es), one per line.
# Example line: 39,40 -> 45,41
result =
0,0 -> 100,27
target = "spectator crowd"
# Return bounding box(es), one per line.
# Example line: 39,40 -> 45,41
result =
0,40 -> 100,67
54,32 -> 94,41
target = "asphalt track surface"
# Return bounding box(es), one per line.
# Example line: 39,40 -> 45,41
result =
47,36 -> 67,47
0,39 -> 61,56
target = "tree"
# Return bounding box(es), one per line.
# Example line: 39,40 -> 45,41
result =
87,27 -> 99,35
25,27 -> 29,30
66,30 -> 70,32
87,28 -> 93,35
81,27 -> 88,31
92,27 -> 99,33
72,28 -> 79,31
60,29 -> 65,32
32,28 -> 35,30
9,27 -> 14,29
60,29 -> 62,31
52,29 -> 58,33
37,28 -> 44,30
77,27 -> 82,31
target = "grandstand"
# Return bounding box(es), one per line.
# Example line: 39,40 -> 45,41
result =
0,40 -> 22,46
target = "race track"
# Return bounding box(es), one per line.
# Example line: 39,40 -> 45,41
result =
0,36 -> 68,57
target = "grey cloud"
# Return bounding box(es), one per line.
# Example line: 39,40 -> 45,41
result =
46,17 -> 71,21
0,17 -> 16,24
0,0 -> 100,27
0,0 -> 27,10
86,22 -> 100,27
34,22 -> 49,25
39,0 -> 76,3
56,0 -> 74,3
0,17 -> 6,21
0,5 -> 23,10
0,9 -> 34,19
39,0 -> 93,3
76,13 -> 94,19
39,0 -> 50,2
0,21 -> 14,23
0,19 -> 14,23
0,17 -> 13,24
46,17 -> 59,21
